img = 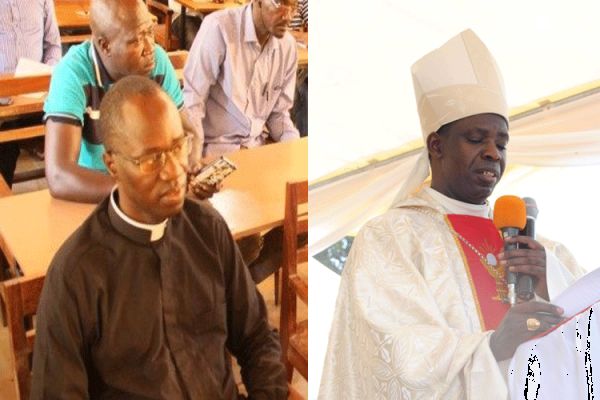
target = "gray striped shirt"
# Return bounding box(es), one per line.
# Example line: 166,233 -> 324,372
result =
289,0 -> 307,30
0,0 -> 61,74
183,4 -> 299,157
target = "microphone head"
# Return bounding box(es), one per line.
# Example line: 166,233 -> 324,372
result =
493,195 -> 527,230
522,196 -> 539,219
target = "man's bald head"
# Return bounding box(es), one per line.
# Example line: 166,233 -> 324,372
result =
89,0 -> 157,81
90,0 -> 148,39
99,76 -> 176,153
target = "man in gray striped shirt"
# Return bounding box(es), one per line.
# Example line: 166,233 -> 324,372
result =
289,0 -> 307,31
0,0 -> 61,187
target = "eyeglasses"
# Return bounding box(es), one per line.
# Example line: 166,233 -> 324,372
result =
268,0 -> 298,11
112,135 -> 192,173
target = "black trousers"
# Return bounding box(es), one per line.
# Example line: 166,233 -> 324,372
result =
0,142 -> 19,187
0,113 -> 44,187
292,68 -> 308,137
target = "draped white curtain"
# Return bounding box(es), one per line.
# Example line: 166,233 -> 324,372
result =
309,129 -> 600,271
509,130 -> 600,166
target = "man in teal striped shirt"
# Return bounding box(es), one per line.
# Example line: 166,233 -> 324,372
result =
44,0 -> 205,203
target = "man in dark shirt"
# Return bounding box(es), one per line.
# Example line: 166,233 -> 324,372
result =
31,76 -> 287,399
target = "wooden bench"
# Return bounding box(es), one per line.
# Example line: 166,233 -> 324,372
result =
0,74 -> 50,145
0,75 -> 49,182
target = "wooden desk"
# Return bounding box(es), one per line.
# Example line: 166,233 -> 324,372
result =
55,1 -> 91,30
0,138 -> 307,277
175,0 -> 243,13
0,95 -> 45,120
292,31 -> 308,68
174,0 -> 244,48
297,46 -> 307,68
211,138 -> 307,238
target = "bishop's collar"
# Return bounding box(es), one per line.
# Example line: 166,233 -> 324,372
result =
425,187 -> 491,218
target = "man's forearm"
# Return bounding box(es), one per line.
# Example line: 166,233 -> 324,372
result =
267,113 -> 300,142
239,326 -> 288,399
180,108 -> 204,164
46,163 -> 114,203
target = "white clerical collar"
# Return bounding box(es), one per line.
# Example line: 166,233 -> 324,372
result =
425,186 -> 491,218
110,188 -> 167,242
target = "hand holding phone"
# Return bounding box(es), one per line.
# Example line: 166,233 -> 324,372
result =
190,156 -> 237,187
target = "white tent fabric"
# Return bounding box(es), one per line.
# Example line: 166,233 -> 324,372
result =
309,126 -> 600,269
310,83 -> 600,268
311,0 -> 600,182
509,130 -> 600,166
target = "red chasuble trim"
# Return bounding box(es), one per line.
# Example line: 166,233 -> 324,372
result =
445,214 -> 509,331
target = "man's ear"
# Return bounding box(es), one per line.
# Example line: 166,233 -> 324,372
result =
103,152 -> 118,178
426,132 -> 443,159
96,35 -> 111,56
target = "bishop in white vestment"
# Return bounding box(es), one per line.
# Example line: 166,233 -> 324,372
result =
319,29 -> 584,400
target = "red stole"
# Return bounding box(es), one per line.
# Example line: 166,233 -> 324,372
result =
446,214 -> 509,331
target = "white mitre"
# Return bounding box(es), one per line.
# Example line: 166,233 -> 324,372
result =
391,29 -> 509,207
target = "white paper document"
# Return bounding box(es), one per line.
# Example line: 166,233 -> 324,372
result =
14,58 -> 53,99
508,267 -> 600,399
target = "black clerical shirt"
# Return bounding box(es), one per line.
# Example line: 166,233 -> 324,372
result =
31,192 -> 287,399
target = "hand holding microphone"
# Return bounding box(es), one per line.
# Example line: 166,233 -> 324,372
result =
517,197 -> 538,301
495,196 -> 549,303
493,196 -> 526,306
490,196 -> 560,361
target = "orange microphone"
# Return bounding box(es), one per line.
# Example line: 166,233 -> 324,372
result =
493,195 -> 527,306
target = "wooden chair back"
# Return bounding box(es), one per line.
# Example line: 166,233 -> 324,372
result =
167,50 -> 188,70
147,0 -> 181,51
279,180 -> 308,381
288,383 -> 305,400
1,275 -> 45,399
60,33 -> 91,45
0,175 -> 11,197
0,74 -> 50,146
0,75 -> 51,98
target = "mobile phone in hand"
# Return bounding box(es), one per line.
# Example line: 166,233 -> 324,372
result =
190,156 -> 237,187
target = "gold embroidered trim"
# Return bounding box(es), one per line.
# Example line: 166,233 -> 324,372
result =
443,215 -> 486,331
450,228 -> 507,302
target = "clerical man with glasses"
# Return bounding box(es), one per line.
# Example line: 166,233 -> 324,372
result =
31,76 -> 288,399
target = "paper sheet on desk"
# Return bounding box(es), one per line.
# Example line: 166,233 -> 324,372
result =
15,58 -> 53,99
551,265 -> 600,318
